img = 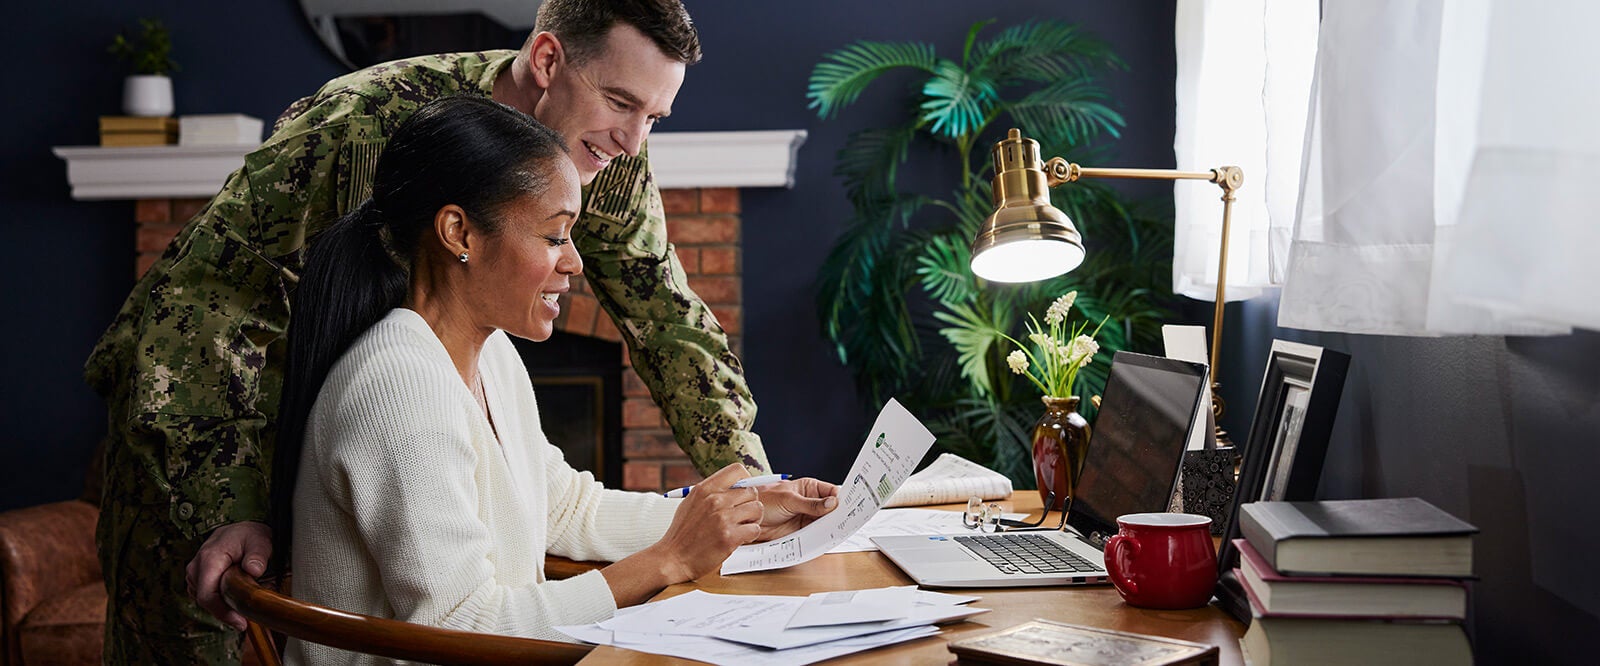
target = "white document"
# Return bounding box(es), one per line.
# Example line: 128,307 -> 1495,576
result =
786,586 -> 917,628
728,602 -> 985,650
914,589 -> 981,606
1162,324 -> 1214,451
595,589 -> 984,651
883,453 -> 1013,507
720,398 -> 935,575
557,620 -> 940,666
827,508 -> 1026,553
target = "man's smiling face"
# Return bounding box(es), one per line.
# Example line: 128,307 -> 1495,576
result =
532,23 -> 685,184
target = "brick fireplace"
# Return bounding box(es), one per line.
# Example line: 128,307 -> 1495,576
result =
129,186 -> 742,493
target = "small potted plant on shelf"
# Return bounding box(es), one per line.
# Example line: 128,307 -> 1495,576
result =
108,18 -> 179,117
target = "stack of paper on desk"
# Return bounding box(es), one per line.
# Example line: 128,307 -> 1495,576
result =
555,587 -> 987,666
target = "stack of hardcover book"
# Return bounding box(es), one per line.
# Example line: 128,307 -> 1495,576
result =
99,116 -> 177,147
1234,497 -> 1476,665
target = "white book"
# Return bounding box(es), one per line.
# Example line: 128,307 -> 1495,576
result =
179,114 -> 264,146
883,453 -> 1012,508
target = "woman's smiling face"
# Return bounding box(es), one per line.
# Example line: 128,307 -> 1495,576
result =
464,156 -> 584,342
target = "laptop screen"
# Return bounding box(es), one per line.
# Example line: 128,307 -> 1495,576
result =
1066,351 -> 1208,546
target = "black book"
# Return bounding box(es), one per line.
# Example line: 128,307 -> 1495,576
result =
1238,498 -> 1476,578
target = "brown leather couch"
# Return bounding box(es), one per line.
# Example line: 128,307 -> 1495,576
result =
0,499 -> 104,666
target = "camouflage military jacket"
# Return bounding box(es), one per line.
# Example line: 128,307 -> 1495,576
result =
84,51 -> 769,540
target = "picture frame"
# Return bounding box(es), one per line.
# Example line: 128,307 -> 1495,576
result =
1214,339 -> 1350,623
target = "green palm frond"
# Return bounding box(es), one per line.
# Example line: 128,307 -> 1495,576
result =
808,41 -> 939,119
932,297 -> 1013,397
961,19 -> 997,67
928,396 -> 1038,485
1006,78 -> 1125,146
834,125 -> 919,208
947,180 -> 996,235
920,59 -> 1000,139
915,232 -> 977,304
814,194 -> 934,403
815,213 -> 896,354
972,21 -> 1123,85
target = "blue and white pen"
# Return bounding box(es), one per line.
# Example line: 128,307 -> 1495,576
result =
662,474 -> 792,498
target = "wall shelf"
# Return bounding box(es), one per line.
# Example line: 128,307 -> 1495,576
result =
54,129 -> 806,201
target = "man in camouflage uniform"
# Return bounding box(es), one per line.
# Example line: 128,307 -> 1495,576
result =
85,1 -> 771,662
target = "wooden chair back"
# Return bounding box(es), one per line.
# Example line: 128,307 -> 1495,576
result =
220,567 -> 594,666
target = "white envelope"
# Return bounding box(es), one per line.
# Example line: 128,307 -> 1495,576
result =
786,586 -> 918,628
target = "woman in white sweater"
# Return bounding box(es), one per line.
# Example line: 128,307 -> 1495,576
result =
267,96 -> 837,663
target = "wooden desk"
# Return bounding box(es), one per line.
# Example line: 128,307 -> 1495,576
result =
581,494 -> 1245,664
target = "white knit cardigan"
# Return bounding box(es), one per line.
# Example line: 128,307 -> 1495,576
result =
287,308 -> 679,665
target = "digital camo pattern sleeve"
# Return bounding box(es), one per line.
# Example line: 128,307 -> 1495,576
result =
83,92 -> 386,539
576,146 -> 772,475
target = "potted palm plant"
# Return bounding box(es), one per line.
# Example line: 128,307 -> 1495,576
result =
807,20 -> 1175,486
109,18 -> 179,117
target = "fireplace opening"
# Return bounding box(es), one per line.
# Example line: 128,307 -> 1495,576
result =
511,331 -> 622,487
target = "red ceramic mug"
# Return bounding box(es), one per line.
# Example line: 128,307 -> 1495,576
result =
1104,513 -> 1217,610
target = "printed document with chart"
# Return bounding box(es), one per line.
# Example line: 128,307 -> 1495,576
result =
720,398 -> 935,575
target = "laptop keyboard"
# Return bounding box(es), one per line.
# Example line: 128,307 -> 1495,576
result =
953,534 -> 1099,575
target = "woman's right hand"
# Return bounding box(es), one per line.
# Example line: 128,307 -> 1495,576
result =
650,463 -> 764,582
602,463 -> 762,606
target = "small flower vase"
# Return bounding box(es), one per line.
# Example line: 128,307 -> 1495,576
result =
1031,395 -> 1090,512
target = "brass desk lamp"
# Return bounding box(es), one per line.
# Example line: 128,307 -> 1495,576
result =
971,129 -> 1243,442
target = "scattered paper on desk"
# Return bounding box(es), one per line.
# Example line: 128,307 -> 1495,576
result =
720,398 -> 935,575
915,589 -> 972,605
730,601 -> 985,650
594,589 -> 984,651
787,586 -> 917,628
827,508 -> 1028,553
884,453 -> 1013,507
561,587 -> 981,664
558,619 -> 938,666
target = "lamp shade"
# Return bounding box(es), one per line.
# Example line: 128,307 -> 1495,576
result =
970,129 -> 1085,282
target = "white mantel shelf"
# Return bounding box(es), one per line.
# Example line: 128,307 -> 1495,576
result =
53,129 -> 807,201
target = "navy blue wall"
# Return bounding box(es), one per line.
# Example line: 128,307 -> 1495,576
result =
1,1 -> 346,509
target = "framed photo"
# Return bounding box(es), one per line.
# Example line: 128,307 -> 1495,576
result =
947,618 -> 1219,666
1214,339 -> 1350,623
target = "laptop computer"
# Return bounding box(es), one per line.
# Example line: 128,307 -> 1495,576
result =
873,351 -> 1209,587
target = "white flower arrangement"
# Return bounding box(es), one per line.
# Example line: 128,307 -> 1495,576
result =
1002,291 -> 1108,399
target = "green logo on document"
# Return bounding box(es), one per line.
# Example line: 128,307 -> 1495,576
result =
875,433 -> 886,448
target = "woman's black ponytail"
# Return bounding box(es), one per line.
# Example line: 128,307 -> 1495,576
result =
267,200 -> 406,573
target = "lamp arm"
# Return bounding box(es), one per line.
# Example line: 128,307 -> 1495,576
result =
1042,156 -> 1244,442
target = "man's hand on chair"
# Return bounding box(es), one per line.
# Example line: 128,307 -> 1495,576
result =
186,521 -> 272,631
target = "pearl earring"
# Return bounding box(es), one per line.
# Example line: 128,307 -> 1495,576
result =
458,252 -> 469,263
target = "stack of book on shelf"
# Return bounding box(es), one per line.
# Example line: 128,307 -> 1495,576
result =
1235,497 -> 1477,665
178,114 -> 264,147
99,116 -> 177,146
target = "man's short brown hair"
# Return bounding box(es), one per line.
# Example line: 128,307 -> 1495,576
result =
534,0 -> 702,66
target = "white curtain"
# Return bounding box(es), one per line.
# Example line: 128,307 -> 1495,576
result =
1276,0 -> 1599,335
1172,0 -> 1317,302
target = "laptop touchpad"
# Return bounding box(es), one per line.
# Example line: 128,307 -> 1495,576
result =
910,539 -> 982,564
